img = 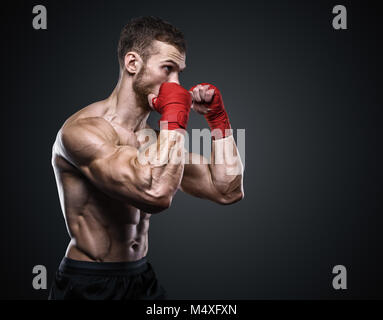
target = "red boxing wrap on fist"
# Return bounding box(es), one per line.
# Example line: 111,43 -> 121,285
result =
189,83 -> 231,139
152,82 -> 192,130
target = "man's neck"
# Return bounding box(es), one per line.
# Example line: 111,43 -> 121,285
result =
106,74 -> 151,132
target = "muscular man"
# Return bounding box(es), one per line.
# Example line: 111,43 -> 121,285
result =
49,16 -> 244,300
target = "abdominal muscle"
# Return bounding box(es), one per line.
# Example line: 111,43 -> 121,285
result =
55,156 -> 151,263
65,212 -> 151,262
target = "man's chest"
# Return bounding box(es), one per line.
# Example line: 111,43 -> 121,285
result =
111,123 -> 142,148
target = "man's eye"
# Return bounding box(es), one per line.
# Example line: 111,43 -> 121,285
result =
163,66 -> 172,73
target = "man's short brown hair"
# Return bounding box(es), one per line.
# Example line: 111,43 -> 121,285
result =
117,16 -> 186,69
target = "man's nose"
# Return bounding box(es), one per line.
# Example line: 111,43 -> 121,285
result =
168,73 -> 180,85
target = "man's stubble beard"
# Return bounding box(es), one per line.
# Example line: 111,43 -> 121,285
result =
133,64 -> 155,110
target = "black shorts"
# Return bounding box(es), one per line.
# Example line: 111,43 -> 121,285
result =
48,256 -> 167,300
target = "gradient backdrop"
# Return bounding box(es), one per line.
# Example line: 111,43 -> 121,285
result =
2,0 -> 382,299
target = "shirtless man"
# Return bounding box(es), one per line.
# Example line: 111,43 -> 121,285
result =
48,16 -> 244,300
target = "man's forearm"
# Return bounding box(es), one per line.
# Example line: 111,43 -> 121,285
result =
209,135 -> 244,201
137,129 -> 186,209
182,83 -> 244,204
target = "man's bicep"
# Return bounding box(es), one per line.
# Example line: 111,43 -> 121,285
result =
58,119 -> 156,207
83,146 -> 152,202
60,118 -> 144,197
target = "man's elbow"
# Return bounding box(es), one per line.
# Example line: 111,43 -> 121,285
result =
150,195 -> 173,213
144,186 -> 176,213
216,189 -> 245,205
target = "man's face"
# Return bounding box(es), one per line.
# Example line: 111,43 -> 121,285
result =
132,40 -> 186,104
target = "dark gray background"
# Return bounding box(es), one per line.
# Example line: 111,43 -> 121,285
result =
1,0 -> 382,299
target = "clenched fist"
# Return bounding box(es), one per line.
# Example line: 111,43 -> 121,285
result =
189,83 -> 231,139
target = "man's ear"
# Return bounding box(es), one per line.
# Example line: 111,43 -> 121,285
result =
124,52 -> 143,75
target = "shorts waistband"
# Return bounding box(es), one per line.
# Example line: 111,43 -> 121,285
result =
58,256 -> 148,277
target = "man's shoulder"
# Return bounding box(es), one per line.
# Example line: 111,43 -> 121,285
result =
64,116 -> 112,132
53,98 -> 117,157
60,98 -> 116,138
61,116 -> 116,149
63,100 -> 109,127
52,116 -> 116,167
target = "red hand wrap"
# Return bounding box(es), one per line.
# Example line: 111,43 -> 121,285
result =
190,83 -> 231,139
152,82 -> 192,130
